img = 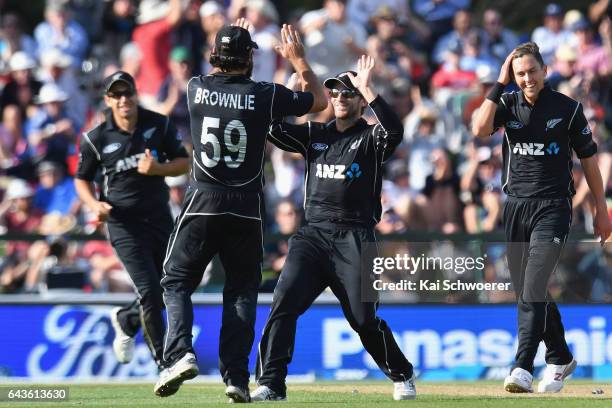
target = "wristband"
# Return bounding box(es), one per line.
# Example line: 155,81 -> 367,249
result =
486,82 -> 505,104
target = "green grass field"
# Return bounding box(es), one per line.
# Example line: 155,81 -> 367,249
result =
0,381 -> 610,408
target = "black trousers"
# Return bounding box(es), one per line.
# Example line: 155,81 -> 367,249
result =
107,212 -> 173,368
161,189 -> 263,388
503,197 -> 574,374
256,225 -> 413,395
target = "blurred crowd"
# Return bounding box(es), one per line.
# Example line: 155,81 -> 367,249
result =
0,0 -> 610,299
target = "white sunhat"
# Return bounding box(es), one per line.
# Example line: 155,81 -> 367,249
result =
9,51 -> 36,71
137,0 -> 169,24
40,48 -> 72,68
200,0 -> 224,18
246,0 -> 279,23
35,83 -> 69,104
5,178 -> 34,200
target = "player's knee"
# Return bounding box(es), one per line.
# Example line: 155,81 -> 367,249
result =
138,287 -> 164,310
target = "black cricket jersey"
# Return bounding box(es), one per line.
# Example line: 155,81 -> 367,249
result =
76,107 -> 189,219
268,95 -> 402,228
494,86 -> 597,199
186,73 -> 313,193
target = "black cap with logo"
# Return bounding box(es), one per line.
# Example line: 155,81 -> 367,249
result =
214,26 -> 258,58
103,71 -> 136,94
323,71 -> 358,92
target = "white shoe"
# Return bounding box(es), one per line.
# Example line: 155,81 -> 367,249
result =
110,307 -> 134,363
154,352 -> 199,397
537,360 -> 577,393
251,385 -> 286,402
226,385 -> 251,403
504,367 -> 533,393
393,375 -> 417,400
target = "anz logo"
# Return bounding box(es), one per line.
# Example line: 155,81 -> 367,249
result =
513,142 -> 560,156
315,163 -> 363,179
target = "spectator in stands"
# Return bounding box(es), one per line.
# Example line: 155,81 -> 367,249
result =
81,224 -> 131,292
199,1 -> 226,75
531,3 -> 575,65
0,105 -> 27,169
431,40 -> 477,90
156,47 -> 193,146
0,178 -> 44,293
433,9 -> 473,65
34,0 -> 89,69
27,84 -> 80,167
347,0 -> 408,27
405,107 -> 446,191
463,65 -> 497,127
165,174 -> 188,220
261,199 -> 301,292
101,0 -> 137,64
0,13 -> 37,67
246,0 -> 282,82
132,0 -> 183,107
300,0 -> 367,79
571,18 -> 611,77
480,9 -> 519,66
461,145 -> 502,233
118,42 -> 142,78
459,29 -> 498,73
39,48 -> 90,125
33,161 -> 80,216
172,0 -> 205,71
421,148 -> 463,233
269,146 -> 305,205
0,52 -> 42,119
546,44 -> 577,90
412,0 -> 471,49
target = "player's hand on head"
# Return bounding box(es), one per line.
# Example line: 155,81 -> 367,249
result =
498,52 -> 515,85
137,148 -> 159,176
274,24 -> 305,61
232,17 -> 251,31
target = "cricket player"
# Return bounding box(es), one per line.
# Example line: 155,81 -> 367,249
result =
155,20 -> 327,402
252,55 -> 416,401
472,41 -> 612,393
75,71 -> 190,370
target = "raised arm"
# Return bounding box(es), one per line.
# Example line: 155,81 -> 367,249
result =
472,52 -> 514,138
274,24 -> 327,113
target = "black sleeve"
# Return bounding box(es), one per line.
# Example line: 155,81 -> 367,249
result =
267,119 -> 311,157
369,95 -> 403,161
568,102 -> 597,159
161,117 -> 189,160
271,84 -> 314,118
493,94 -> 510,129
75,132 -> 100,181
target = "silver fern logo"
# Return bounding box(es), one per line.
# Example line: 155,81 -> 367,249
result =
546,118 -> 563,131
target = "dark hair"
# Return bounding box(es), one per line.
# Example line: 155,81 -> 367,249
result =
512,42 -> 545,67
209,51 -> 251,72
510,42 -> 545,80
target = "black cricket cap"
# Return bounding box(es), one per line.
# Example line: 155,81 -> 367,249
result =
103,71 -> 136,94
214,26 -> 258,57
323,71 -> 358,92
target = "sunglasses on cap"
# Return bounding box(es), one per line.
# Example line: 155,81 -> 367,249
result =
107,89 -> 135,99
329,89 -> 360,99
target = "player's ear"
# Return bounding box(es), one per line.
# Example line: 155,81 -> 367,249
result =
103,95 -> 112,108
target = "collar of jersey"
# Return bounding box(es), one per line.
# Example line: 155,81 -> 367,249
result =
326,118 -> 368,135
104,106 -> 143,133
519,84 -> 552,108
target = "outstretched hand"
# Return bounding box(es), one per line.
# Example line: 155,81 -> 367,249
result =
274,24 -> 305,62
232,17 -> 252,31
346,55 -> 377,102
